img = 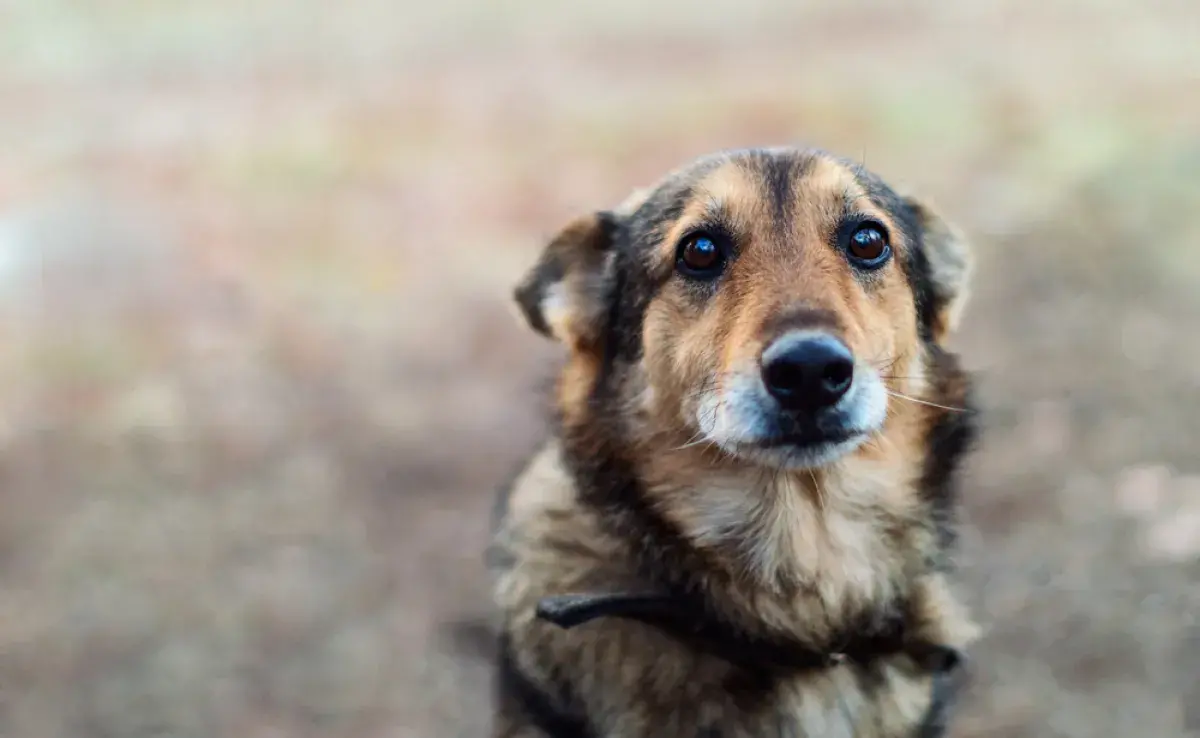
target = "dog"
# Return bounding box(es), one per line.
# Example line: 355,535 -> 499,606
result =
488,146 -> 982,737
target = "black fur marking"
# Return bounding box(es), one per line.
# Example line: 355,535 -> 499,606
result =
623,150 -> 729,264
595,197 -> 684,367
752,151 -> 798,237
514,257 -> 565,338
846,161 -> 921,245
559,425 -> 713,607
604,255 -> 652,363
626,181 -> 695,254
593,210 -> 619,239
919,350 -> 979,557
904,238 -> 941,345
844,162 -> 944,343
496,634 -> 594,738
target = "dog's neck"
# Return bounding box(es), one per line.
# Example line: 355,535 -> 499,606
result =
547,435 -> 964,676
561,435 -> 909,651
654,452 -> 924,624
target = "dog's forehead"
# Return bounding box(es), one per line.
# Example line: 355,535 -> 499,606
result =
621,148 -> 899,249
641,147 -> 848,207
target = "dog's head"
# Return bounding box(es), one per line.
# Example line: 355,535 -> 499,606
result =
514,147 -> 970,471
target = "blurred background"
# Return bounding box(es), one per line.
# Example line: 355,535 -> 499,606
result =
1,1 -> 1197,736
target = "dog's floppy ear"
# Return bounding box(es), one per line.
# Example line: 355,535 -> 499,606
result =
513,211 -> 618,350
905,195 -> 972,343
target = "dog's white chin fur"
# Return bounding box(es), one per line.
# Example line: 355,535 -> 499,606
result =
693,367 -> 889,471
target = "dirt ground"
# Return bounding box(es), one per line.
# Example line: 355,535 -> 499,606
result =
0,2 -> 1197,737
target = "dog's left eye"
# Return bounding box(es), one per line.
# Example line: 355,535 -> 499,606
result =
676,234 -> 727,279
846,222 -> 891,268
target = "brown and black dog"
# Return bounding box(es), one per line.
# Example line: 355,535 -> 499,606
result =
488,146 -> 982,737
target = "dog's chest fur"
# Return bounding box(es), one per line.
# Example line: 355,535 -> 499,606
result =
490,442 -> 954,738
649,454 -> 923,637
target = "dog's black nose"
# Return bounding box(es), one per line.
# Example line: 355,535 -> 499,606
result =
761,334 -> 854,410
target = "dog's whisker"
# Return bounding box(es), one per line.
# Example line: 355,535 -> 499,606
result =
886,390 -> 965,412
671,433 -> 713,451
806,469 -> 827,512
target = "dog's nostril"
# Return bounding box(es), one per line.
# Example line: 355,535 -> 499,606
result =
760,334 -> 855,411
822,360 -> 853,394
764,361 -> 806,394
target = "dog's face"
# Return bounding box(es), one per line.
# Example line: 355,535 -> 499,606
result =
515,147 -> 970,471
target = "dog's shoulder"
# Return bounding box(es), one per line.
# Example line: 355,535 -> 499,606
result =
488,439 -> 571,584
489,439 -> 567,542
488,439 -> 635,599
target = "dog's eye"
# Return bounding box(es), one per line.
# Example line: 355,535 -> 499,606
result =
846,222 -> 891,268
676,234 -> 726,279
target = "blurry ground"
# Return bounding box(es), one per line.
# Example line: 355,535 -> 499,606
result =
0,1 -> 1197,737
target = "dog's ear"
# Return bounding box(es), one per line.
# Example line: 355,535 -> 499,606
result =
513,211 -> 618,350
905,196 -> 972,343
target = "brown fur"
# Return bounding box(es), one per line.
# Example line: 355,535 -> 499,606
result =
491,147 -> 982,737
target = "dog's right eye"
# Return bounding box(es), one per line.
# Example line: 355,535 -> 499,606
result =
676,233 -> 727,279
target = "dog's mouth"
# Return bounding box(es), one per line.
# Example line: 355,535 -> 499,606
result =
727,426 -> 871,469
752,427 -> 864,450
686,416 -> 872,470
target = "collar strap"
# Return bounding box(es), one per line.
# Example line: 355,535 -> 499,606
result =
536,592 -> 958,675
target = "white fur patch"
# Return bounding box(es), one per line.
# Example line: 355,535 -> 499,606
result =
538,281 -> 572,338
692,361 -> 890,471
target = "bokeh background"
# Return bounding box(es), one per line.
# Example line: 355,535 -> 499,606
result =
1,1 -> 1198,736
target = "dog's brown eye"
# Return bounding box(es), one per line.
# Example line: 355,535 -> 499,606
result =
847,223 -> 891,268
676,234 -> 726,279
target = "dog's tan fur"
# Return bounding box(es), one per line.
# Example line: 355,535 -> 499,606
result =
491,147 -> 982,737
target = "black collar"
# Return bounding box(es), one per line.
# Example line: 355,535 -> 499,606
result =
536,591 -> 961,675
